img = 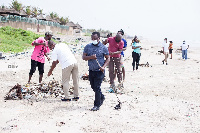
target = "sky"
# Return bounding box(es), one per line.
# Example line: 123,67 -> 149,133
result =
1,0 -> 200,43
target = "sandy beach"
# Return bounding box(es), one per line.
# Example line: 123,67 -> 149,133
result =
0,39 -> 200,133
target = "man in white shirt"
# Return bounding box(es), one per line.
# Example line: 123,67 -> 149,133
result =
162,38 -> 169,65
47,40 -> 79,101
181,40 -> 189,60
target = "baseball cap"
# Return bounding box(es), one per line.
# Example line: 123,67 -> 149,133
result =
45,31 -> 53,36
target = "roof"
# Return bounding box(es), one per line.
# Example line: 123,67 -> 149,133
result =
5,8 -> 20,15
0,8 -> 6,14
37,14 -> 46,20
45,15 -> 53,21
75,23 -> 82,29
19,10 -> 27,17
66,21 -> 77,27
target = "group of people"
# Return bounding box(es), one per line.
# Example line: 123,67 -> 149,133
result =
28,30 -> 191,111
162,38 -> 189,65
27,29 -> 132,111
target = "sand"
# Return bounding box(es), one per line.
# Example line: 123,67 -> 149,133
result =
0,39 -> 200,133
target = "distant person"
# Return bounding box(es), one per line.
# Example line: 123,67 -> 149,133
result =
83,32 -> 110,111
132,36 -> 142,71
162,38 -> 169,65
169,41 -> 173,59
28,32 -> 52,84
181,40 -> 189,60
47,41 -> 79,101
104,34 -> 124,91
116,29 -> 127,81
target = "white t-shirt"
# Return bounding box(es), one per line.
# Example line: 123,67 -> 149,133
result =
51,43 -> 77,69
181,43 -> 188,50
163,42 -> 169,53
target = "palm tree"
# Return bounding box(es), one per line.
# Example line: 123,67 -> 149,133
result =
50,12 -> 54,19
50,12 -> 59,19
65,17 -> 69,23
38,9 -> 43,15
59,17 -> 66,25
31,7 -> 38,17
10,0 -> 23,12
25,6 -> 31,17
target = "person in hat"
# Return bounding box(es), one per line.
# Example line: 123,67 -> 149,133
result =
169,41 -> 173,59
181,40 -> 189,60
28,32 -> 52,83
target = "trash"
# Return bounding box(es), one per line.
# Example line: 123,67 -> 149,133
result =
139,62 -> 150,67
4,79 -> 71,100
4,84 -> 22,100
81,73 -> 89,80
114,101 -> 122,110
56,122 -> 65,127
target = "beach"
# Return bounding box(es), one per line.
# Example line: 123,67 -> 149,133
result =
0,38 -> 200,133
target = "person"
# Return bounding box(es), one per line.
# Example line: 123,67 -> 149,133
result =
104,34 -> 124,91
181,40 -> 189,60
116,29 -> 127,81
28,32 -> 52,83
132,36 -> 142,71
169,41 -> 173,59
83,32 -> 110,111
162,38 -> 169,65
47,41 -> 79,101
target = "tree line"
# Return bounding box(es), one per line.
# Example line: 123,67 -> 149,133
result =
1,0 -> 69,25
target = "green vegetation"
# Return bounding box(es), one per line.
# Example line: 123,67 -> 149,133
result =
84,33 -> 91,36
0,26 -> 41,53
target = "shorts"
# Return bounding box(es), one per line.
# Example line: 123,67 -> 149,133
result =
29,59 -> 44,75
169,49 -> 173,54
120,56 -> 124,68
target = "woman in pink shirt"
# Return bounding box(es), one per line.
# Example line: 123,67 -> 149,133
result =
28,32 -> 52,83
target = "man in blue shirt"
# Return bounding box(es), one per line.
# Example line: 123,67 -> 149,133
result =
83,32 -> 110,111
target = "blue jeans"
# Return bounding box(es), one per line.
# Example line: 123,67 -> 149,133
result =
182,50 -> 187,59
89,71 -> 105,107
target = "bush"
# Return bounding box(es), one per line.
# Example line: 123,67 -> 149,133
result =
0,26 -> 41,53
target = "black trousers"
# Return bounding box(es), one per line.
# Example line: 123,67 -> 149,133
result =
89,71 -> 105,107
132,52 -> 140,70
29,59 -> 44,75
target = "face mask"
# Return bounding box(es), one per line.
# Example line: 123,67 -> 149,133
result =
92,40 -> 98,45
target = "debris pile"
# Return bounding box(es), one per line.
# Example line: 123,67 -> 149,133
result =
81,73 -> 89,80
4,80 -> 75,100
4,84 -> 22,100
